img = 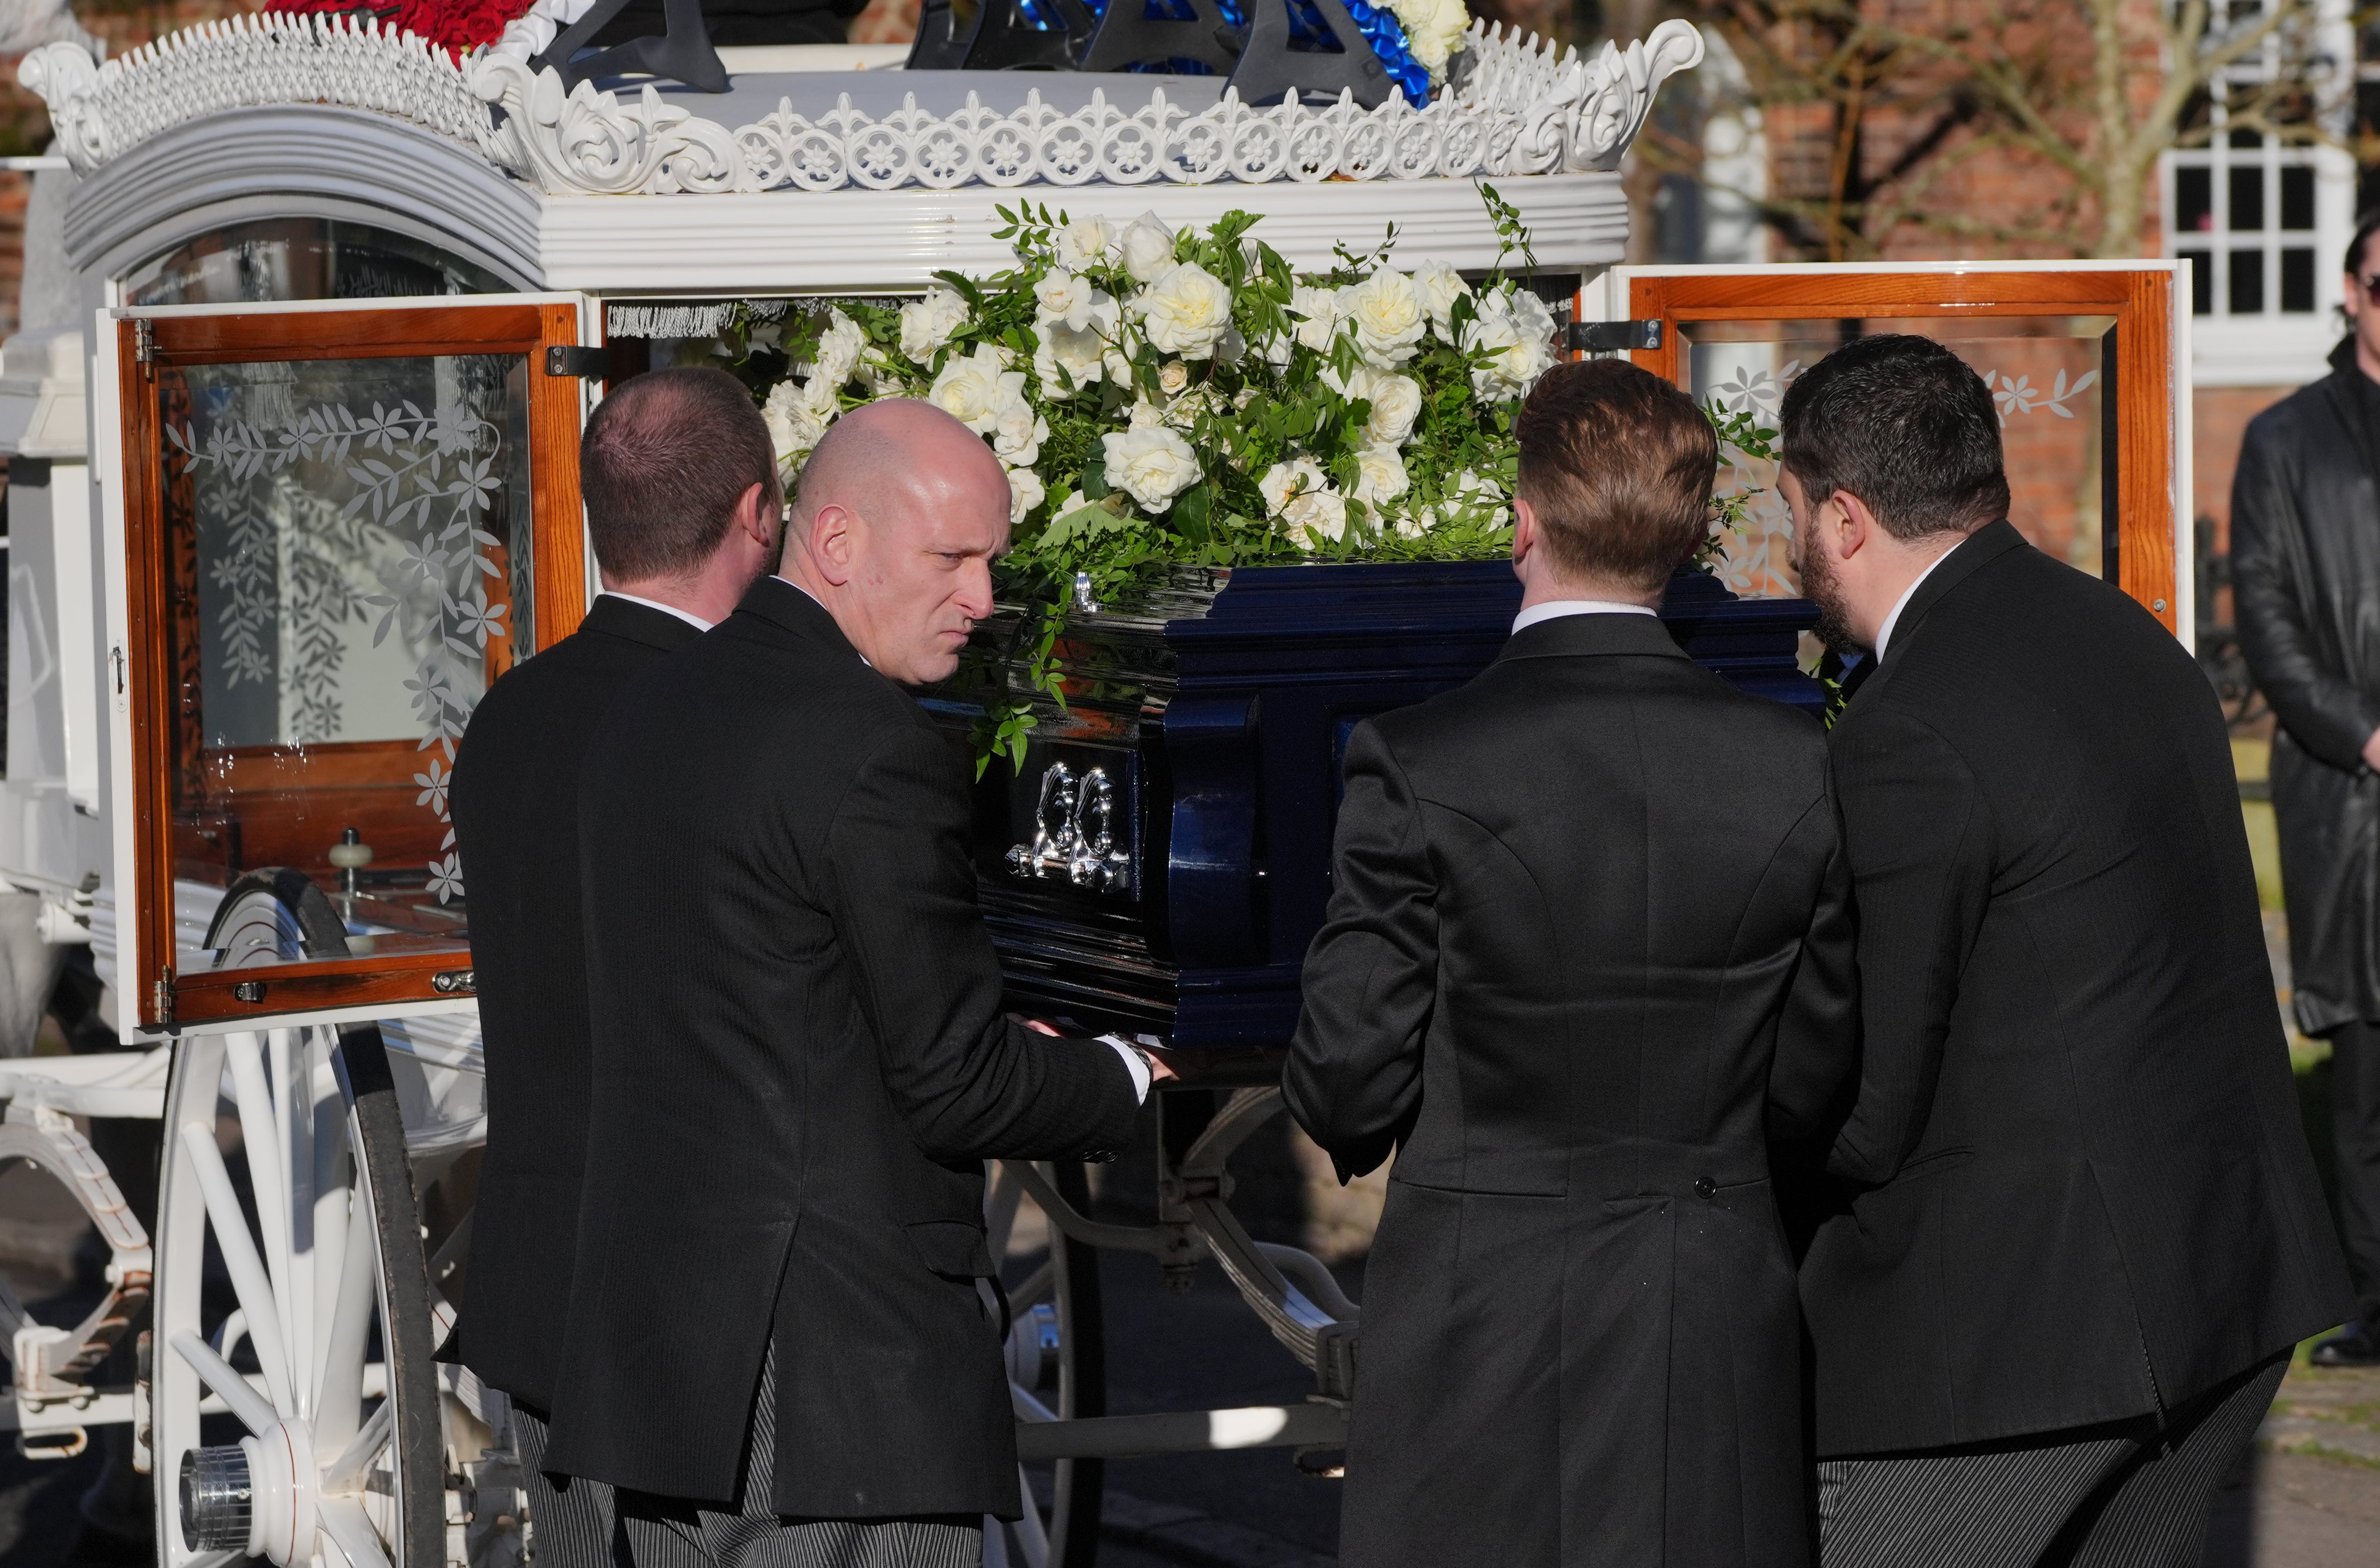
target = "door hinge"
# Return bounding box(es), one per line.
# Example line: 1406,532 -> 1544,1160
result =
544,345 -> 615,378
131,319 -> 155,377
151,971 -> 173,1029
1568,319 -> 1664,353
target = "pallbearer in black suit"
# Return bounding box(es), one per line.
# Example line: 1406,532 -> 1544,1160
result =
545,400 -> 1156,1568
449,369 -> 786,1564
1786,336 -> 2350,1567
1286,360 -> 1859,1568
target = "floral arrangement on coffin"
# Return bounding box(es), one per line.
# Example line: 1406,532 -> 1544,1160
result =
742,190 -> 1559,769
265,0 -> 1476,93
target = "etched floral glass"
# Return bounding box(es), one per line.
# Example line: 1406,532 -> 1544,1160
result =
1688,315 -> 2116,597
156,351 -> 533,968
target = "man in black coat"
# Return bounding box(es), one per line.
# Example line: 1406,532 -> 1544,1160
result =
544,400 -> 1153,1568
1789,335 -> 2349,1566
2232,212 -> 2380,1367
450,368 -> 786,1562
1285,360 -> 1859,1568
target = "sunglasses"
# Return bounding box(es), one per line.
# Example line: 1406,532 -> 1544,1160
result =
2359,274 -> 2380,305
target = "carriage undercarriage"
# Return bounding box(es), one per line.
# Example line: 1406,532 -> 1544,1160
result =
0,877 -> 1362,1568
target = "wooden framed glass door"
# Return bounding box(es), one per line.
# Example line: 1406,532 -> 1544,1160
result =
101,296 -> 593,1030
1588,263 -> 2187,640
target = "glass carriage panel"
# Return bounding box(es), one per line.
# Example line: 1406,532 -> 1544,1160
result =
1601,264 -> 2186,638
111,299 -> 592,1030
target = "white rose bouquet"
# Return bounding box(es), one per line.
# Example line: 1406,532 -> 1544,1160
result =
729,187 -> 1560,769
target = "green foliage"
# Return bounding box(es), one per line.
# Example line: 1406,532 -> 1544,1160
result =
1701,400 -> 1779,577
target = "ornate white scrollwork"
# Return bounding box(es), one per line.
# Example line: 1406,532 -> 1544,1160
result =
19,14 -> 1702,195
1567,17 -> 1706,173
18,13 -> 484,179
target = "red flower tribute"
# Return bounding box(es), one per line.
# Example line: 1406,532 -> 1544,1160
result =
269,0 -> 540,53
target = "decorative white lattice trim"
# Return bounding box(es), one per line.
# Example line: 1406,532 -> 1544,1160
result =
21,14 -> 484,176
21,11 -> 1702,196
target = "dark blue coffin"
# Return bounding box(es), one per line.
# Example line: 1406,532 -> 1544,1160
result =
929,561 -> 1820,1051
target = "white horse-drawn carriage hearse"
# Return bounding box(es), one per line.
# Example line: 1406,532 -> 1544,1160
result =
0,3 -> 2198,1565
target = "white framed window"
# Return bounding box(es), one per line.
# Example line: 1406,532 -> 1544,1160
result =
2163,0 -> 2357,386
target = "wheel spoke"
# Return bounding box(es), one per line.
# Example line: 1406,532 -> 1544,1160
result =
320,1398 -> 393,1494
177,1119 -> 297,1416
169,1330 -> 278,1436
317,1494 -> 394,1568
314,1160 -> 378,1450
276,1029 -> 316,1422
226,1034 -> 297,1397
1011,1467 -> 1051,1567
310,1048 -> 351,1418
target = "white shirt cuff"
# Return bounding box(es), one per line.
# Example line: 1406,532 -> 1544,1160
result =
1098,1035 -> 1152,1104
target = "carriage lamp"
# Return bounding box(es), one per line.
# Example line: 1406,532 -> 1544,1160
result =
179,1442 -> 254,1552
327,829 -> 373,919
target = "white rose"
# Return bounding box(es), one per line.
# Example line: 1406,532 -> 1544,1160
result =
1354,444 -> 1410,506
1102,426 -> 1202,514
992,399 -> 1049,468
1259,457 -> 1348,546
1005,464 -> 1045,525
1031,291 -> 1121,398
1120,212 -> 1178,284
929,343 -> 1028,432
1164,386 -> 1220,432
1289,285 -> 1341,354
1158,359 -> 1192,398
1339,271 -> 1428,369
762,378 -> 832,461
855,347 -> 906,396
1395,0 -> 1468,73
1126,398 -> 1168,431
1334,365 -> 1423,447
1034,269 -> 1095,332
1410,260 -> 1471,339
1057,216 -> 1117,270
809,307 -> 866,388
1260,455 -> 1326,516
1464,287 -> 1556,402
1135,261 -> 1235,361
897,286 -> 969,362
1395,506 -> 1433,539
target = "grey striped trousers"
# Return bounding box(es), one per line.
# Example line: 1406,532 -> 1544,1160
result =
611,1344 -> 983,1568
1817,1352 -> 2288,1568
517,1403 -> 617,1568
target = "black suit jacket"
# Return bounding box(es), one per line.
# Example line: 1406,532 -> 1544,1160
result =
448,594 -> 701,1414
1804,521 -> 2350,1457
542,577 -> 1140,1518
1286,613 -> 1857,1568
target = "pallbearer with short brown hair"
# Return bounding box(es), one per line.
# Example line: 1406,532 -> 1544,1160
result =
1286,356 -> 1857,1568
1515,358 -> 1718,593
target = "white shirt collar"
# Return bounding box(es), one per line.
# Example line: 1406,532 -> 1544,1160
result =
1512,599 -> 1658,634
1873,548 -> 1956,663
598,590 -> 712,633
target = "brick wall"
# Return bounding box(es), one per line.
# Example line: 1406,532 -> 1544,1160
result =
2196,383 -> 2301,551
1,2 -> 266,342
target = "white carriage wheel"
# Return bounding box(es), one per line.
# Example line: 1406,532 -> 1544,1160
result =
987,1161 -> 1104,1568
150,877 -> 449,1568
